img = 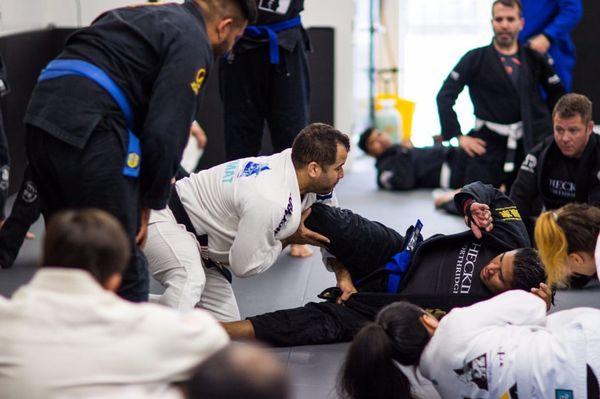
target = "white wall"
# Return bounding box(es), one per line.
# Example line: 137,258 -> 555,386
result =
0,0 -> 47,36
303,0 -> 355,136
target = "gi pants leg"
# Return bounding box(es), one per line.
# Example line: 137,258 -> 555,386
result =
25,120 -> 149,302
145,217 -> 240,321
220,42 -> 310,160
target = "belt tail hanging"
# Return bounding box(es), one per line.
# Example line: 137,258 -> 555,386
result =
244,16 -> 302,64
385,219 -> 423,293
37,59 -> 141,178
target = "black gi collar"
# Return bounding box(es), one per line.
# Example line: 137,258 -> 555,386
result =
183,0 -> 207,30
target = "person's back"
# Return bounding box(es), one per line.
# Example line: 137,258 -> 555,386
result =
0,209 -> 228,399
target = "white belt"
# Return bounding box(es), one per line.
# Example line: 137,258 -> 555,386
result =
475,119 -> 524,172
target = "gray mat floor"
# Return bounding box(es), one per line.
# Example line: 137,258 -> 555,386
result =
1,158 -> 599,399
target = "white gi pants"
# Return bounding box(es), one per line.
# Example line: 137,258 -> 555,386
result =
144,220 -> 240,322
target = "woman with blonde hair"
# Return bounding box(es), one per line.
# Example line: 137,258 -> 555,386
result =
534,203 -> 600,286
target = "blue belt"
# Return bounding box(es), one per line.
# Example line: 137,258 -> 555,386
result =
37,59 -> 141,178
244,16 -> 302,64
385,220 -> 423,293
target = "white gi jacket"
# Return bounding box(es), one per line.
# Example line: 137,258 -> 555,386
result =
0,268 -> 229,399
594,233 -> 600,279
420,290 -> 594,398
151,148 -> 335,277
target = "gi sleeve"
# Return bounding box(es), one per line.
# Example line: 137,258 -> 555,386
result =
509,145 -> 544,236
443,290 -> 547,332
228,197 -> 284,277
377,150 -> 416,190
454,181 -> 531,248
542,0 -> 583,42
534,51 -> 566,110
437,50 -> 476,141
139,31 -> 211,210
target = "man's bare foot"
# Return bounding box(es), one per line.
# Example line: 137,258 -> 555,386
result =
432,189 -> 460,208
289,244 -> 313,257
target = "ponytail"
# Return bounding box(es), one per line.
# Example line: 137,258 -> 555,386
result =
338,302 -> 430,399
535,211 -> 569,287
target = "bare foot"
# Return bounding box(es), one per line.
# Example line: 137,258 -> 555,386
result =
289,244 -> 314,257
433,189 -> 459,208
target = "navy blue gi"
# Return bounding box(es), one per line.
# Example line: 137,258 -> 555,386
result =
0,54 -> 11,220
24,2 -> 213,301
220,0 -> 310,160
519,0 -> 583,92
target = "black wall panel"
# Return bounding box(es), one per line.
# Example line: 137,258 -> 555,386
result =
572,0 -> 600,121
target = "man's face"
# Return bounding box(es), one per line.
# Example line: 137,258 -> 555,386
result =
491,4 -> 524,49
366,129 -> 393,157
314,143 -> 348,194
553,113 -> 593,159
479,250 -> 516,293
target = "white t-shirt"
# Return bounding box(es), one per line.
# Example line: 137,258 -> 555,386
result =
151,148 -> 335,277
594,233 -> 600,279
0,268 -> 229,399
420,290 -> 589,398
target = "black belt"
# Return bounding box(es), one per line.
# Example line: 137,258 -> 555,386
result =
168,189 -> 233,284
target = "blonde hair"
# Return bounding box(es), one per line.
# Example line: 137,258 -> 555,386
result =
535,204 -> 600,286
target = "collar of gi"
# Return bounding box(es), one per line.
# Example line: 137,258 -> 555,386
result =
183,0 -> 207,31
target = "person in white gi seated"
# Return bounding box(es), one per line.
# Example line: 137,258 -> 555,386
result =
144,123 -> 349,320
535,203 -> 600,288
0,209 -> 228,399
339,286 -> 600,399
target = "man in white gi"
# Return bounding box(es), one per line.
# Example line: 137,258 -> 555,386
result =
0,209 -> 229,399
144,123 -> 350,320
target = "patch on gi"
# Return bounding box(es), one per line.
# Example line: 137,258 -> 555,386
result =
190,68 -> 206,95
500,383 -> 519,399
258,0 -> 291,14
520,154 -> 537,173
495,206 -> 521,221
0,79 -> 7,96
596,170 -> 600,182
126,152 -> 140,169
274,194 -> 293,235
454,353 -> 488,390
239,161 -> 270,178
0,165 -> 9,191
548,74 -> 561,84
555,389 -> 573,399
450,70 -> 460,81
21,180 -> 38,204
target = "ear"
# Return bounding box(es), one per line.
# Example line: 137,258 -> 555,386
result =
306,161 -> 322,178
420,314 -> 439,336
587,121 -> 595,135
216,18 -> 234,41
103,273 -> 122,292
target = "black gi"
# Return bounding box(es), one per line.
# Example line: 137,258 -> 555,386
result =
510,134 -> 600,236
0,54 -> 11,220
437,44 -> 565,189
24,2 -> 213,301
376,144 -> 466,190
248,182 -> 531,346
220,0 -> 310,160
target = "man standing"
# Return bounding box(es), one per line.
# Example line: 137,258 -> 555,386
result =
510,93 -> 600,236
519,0 -> 583,92
144,123 -> 349,320
24,0 -> 256,301
437,0 -> 565,190
220,0 -> 309,160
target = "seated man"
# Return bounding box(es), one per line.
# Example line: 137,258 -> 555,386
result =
223,181 -> 547,346
0,209 -> 229,398
358,127 -> 466,192
510,93 -> 600,237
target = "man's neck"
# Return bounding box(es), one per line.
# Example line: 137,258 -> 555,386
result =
295,169 -> 311,196
493,41 -> 519,56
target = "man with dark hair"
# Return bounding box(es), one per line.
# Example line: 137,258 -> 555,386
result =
24,0 -> 256,302
0,209 -> 229,398
358,127 -> 466,192
144,123 -> 349,320
437,0 -> 565,190
510,93 -> 600,242
186,343 -> 290,399
223,181 -> 549,346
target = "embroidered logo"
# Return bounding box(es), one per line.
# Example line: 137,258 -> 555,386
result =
520,154 -> 537,173
190,68 -> 207,95
274,194 -> 293,235
239,161 -> 270,178
548,74 -> 561,84
450,70 -> 460,81
454,353 -> 488,390
258,0 -> 291,14
0,165 -> 9,191
555,390 -> 574,399
496,206 -> 522,221
548,179 -> 576,199
452,242 -> 481,294
221,160 -> 240,183
21,181 -> 38,203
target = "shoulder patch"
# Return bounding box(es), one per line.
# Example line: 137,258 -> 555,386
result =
239,161 -> 270,178
0,165 -> 9,191
21,181 -> 38,204
190,68 -> 206,95
450,70 -> 460,81
520,154 -> 537,173
495,206 -> 521,221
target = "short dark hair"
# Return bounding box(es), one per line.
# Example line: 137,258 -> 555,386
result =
357,127 -> 376,154
492,0 -> 522,15
291,123 -> 350,168
510,248 -> 546,291
42,209 -> 130,284
186,344 -> 290,399
197,0 -> 258,25
553,93 -> 593,125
